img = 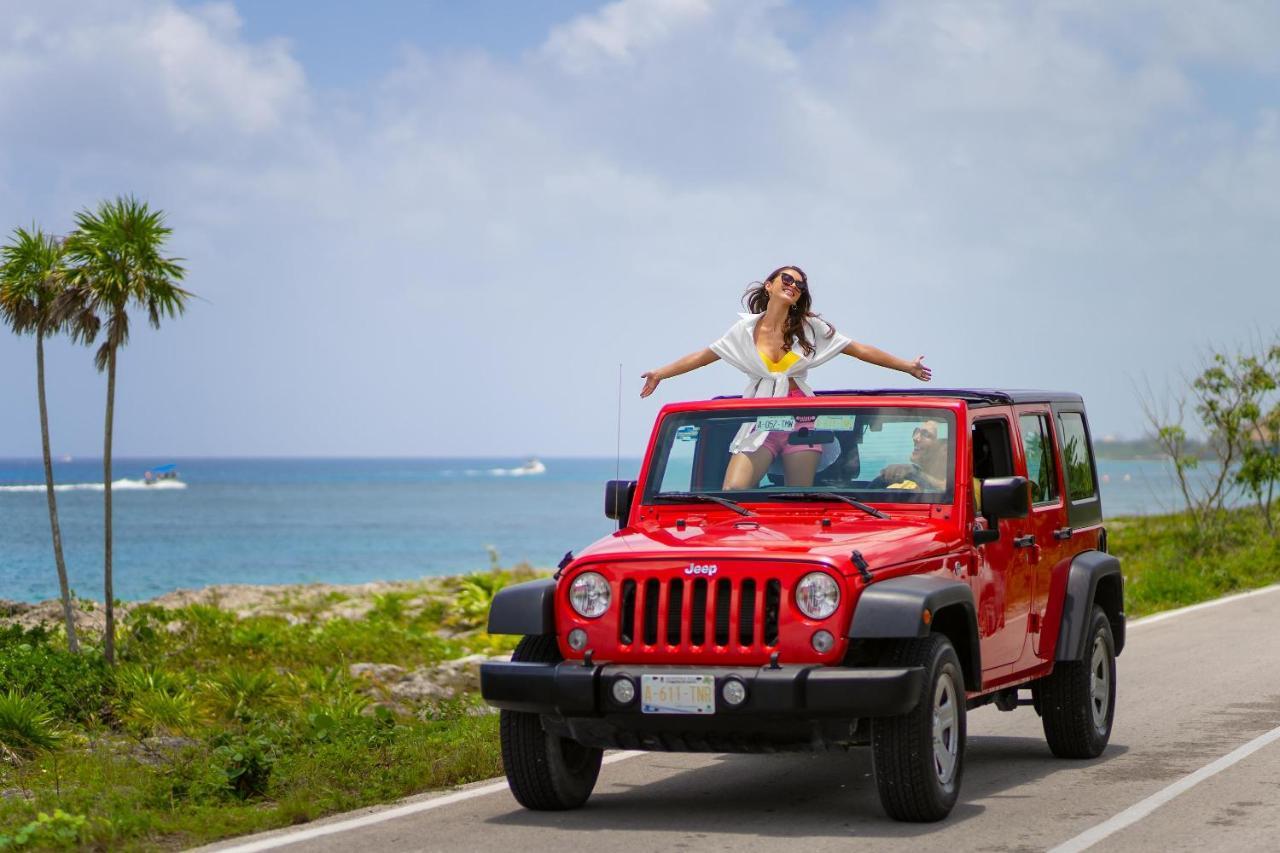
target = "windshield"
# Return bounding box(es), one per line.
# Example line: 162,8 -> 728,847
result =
644,405 -> 955,505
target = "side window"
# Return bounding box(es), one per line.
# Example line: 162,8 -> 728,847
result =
1058,412 -> 1097,502
971,417 -> 1014,514
1018,414 -> 1060,504
972,418 -> 1015,479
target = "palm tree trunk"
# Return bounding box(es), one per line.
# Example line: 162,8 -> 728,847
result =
37,331 -> 80,653
103,346 -> 116,665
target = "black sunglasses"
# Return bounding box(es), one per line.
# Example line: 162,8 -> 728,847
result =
779,272 -> 807,291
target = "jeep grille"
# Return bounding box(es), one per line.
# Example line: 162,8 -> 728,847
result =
618,576 -> 782,651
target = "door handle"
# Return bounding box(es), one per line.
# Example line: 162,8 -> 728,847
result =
1053,527 -> 1073,541
1013,534 -> 1036,548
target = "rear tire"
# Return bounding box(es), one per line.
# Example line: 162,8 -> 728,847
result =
499,635 -> 603,810
871,633 -> 966,822
1037,605 -> 1116,758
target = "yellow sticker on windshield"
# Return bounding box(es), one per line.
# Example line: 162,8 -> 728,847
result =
813,415 -> 856,430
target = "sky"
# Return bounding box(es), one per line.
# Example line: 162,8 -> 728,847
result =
1,0 -> 1278,459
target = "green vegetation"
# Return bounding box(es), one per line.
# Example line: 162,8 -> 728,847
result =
1,198 -> 193,665
0,569 -> 526,851
1111,507 -> 1280,618
1,517 -> 1277,849
1144,337 -> 1280,537
1093,436 -> 1213,460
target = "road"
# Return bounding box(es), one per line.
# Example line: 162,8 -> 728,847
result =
203,585 -> 1280,853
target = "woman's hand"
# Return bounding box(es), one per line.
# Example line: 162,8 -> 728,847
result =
640,371 -> 662,398
640,349 -> 719,397
908,356 -> 932,382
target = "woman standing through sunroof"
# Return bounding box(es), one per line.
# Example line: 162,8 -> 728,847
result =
640,264 -> 931,489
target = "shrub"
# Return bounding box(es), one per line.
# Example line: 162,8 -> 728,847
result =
370,592 -> 410,622
0,809 -> 87,850
452,571 -> 510,628
124,689 -> 202,736
0,642 -> 112,723
204,668 -> 281,724
0,691 -> 60,760
210,733 -> 277,800
0,625 -> 49,650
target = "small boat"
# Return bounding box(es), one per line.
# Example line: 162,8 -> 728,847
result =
488,458 -> 546,477
143,463 -> 180,486
516,458 -> 547,475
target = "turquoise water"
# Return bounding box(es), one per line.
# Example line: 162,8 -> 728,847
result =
0,456 -> 1209,603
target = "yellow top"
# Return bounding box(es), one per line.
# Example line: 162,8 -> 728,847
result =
759,349 -> 800,373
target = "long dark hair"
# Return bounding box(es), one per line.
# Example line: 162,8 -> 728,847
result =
743,264 -> 835,357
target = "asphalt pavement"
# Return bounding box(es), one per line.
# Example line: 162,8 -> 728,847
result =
202,584 -> 1280,853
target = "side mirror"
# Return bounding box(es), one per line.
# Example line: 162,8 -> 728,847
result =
980,476 -> 1031,521
972,524 -> 1000,546
605,480 -> 637,525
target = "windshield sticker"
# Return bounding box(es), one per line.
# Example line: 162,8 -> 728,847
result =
813,415 -> 856,430
755,415 -> 796,432
675,425 -> 700,441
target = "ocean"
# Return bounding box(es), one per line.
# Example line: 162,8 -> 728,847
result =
1,456 -> 1209,604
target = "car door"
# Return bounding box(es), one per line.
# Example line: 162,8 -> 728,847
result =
968,411 -> 1034,672
1013,407 -> 1070,664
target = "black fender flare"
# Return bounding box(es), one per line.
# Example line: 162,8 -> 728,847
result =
486,578 -> 556,636
1055,550 -> 1125,661
849,575 -> 983,691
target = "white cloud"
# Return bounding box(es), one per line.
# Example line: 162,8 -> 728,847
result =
2,0 -> 1279,457
0,0 -> 307,162
541,0 -> 718,72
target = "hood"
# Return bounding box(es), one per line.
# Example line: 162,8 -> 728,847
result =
576,511 -> 961,574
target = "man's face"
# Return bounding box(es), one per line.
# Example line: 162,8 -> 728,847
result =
911,422 -> 939,462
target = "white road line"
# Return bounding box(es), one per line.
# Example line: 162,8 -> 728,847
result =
1127,582 -> 1280,630
210,751 -> 645,853
1047,725 -> 1280,853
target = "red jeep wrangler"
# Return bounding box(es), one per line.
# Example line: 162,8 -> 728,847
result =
481,389 -> 1124,822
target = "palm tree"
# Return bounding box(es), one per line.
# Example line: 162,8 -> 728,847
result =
0,225 -> 84,650
61,197 -> 191,665
0,227 -> 82,653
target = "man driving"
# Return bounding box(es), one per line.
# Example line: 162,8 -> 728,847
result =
878,420 -> 947,490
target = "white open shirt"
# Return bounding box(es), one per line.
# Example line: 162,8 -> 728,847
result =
709,312 -> 852,463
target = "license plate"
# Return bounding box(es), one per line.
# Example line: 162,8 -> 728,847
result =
641,674 -> 715,715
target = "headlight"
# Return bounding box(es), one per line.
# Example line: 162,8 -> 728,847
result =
795,572 -> 840,619
569,572 -> 611,618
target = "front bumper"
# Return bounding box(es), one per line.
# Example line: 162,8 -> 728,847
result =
480,660 -> 923,718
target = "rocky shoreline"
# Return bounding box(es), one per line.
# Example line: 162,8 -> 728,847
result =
0,570 -> 547,710
0,570 -> 543,633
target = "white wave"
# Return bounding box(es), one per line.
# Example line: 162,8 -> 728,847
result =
0,478 -> 187,493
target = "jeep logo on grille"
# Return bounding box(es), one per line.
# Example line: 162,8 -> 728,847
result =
684,562 -> 718,577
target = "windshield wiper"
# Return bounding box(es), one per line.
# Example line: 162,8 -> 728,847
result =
771,491 -> 889,520
654,492 -> 754,516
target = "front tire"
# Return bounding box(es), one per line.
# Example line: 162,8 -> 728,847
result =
871,633 -> 967,822
1037,605 -> 1116,758
499,635 -> 603,810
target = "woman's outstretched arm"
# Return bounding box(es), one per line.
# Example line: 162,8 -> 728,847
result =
641,348 -> 721,397
842,341 -> 932,381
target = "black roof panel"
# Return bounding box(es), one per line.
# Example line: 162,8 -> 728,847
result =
713,388 -> 1084,406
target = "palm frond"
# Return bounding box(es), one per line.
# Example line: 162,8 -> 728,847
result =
0,225 -> 66,336
62,195 -> 192,364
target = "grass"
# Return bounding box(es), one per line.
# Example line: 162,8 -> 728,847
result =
2,514 -> 1277,850
1109,507 -> 1280,617
0,568 -> 528,851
